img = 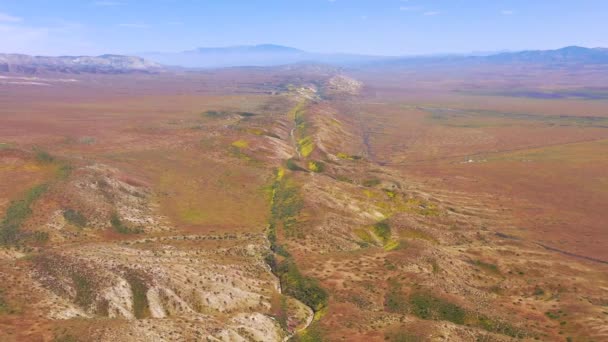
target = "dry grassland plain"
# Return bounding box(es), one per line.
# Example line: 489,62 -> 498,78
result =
0,66 -> 607,341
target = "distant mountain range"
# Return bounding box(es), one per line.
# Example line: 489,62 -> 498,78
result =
0,54 -> 161,74
1,45 -> 607,75
142,45 -> 608,69
141,44 -> 387,68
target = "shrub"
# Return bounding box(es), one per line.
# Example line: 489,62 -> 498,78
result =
372,220 -> 391,243
31,231 -> 49,243
286,158 -> 306,171
35,149 -> 54,163
203,110 -> 228,118
63,209 -> 87,228
110,213 -> 143,234
308,161 -> 325,173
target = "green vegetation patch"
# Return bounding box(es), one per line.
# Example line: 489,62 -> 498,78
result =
372,220 -> 391,244
0,290 -> 12,314
383,279 -> 525,338
477,315 -> 526,338
265,169 -> 328,325
308,161 -> 325,173
72,273 -> 95,309
124,271 -> 150,319
0,184 -> 48,245
294,321 -> 325,342
384,279 -> 409,314
275,259 -> 328,312
110,213 -> 143,235
35,149 -> 55,163
337,153 -> 362,161
291,102 -> 316,158
298,136 -> 315,158
409,291 -> 466,324
286,158 -> 306,172
202,110 -> 229,118
270,172 -> 303,236
354,228 -> 375,245
63,209 -> 87,228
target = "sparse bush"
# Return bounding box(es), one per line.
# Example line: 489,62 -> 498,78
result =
372,220 -> 391,243
203,110 -> 228,118
308,161 -> 325,173
35,149 -> 54,163
286,158 -> 306,171
384,279 -> 408,314
31,231 -> 49,243
57,163 -> 73,179
110,213 -> 143,234
72,273 -> 95,308
63,209 -> 87,228
362,178 -> 381,187
409,292 -> 466,324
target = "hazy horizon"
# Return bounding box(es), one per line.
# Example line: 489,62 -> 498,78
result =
1,0 -> 607,56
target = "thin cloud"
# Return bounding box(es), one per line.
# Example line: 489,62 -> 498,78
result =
400,6 -> 422,11
424,11 -> 440,16
0,12 -> 23,23
118,23 -> 149,28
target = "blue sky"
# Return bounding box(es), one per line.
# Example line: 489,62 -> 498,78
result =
0,0 -> 606,56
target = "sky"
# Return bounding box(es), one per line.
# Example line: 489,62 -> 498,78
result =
0,0 -> 607,56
